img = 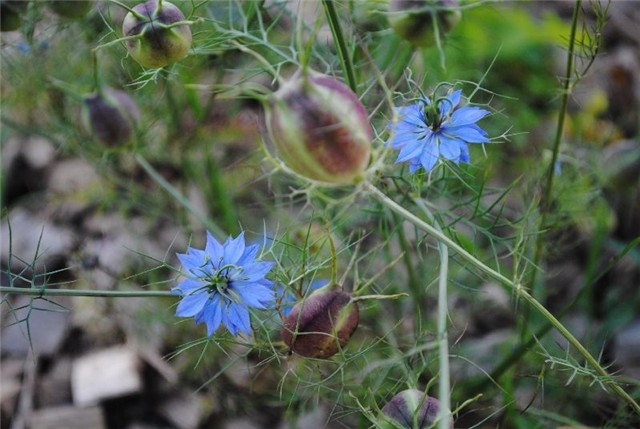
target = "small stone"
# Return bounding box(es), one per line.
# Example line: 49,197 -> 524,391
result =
29,405 -> 106,429
71,346 -> 143,406
0,207 -> 75,273
0,358 -> 23,422
157,389 -> 203,429
613,319 -> 640,378
1,295 -> 71,357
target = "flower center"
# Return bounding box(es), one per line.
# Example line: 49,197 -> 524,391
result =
424,103 -> 442,132
202,262 -> 243,297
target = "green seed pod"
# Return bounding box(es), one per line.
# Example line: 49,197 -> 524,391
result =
1,1 -> 27,32
389,0 -> 461,48
122,0 -> 192,69
265,72 -> 372,185
83,88 -> 140,146
282,284 -> 359,359
48,1 -> 92,19
379,390 -> 451,429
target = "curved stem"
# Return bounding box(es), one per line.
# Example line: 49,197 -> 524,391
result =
363,181 -> 640,414
521,0 -> 582,338
0,286 -> 173,298
321,0 -> 357,92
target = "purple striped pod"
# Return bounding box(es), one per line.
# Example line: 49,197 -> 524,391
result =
389,0 -> 462,48
122,0 -> 192,69
265,73 -> 372,185
83,88 -> 140,146
380,390 -> 452,429
282,284 -> 359,359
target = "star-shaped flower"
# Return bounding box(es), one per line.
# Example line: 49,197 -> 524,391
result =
388,90 -> 490,173
172,232 -> 275,337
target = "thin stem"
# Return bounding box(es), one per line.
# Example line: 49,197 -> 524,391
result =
135,155 -> 226,239
364,181 -> 640,414
321,0 -> 357,92
414,199 -> 451,428
522,0 -> 583,337
436,240 -> 451,428
0,287 -> 174,298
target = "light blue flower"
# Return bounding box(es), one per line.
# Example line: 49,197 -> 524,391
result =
388,90 -> 490,173
172,232 -> 275,337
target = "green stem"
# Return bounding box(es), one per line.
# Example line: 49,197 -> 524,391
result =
135,155 -> 226,239
521,0 -> 582,337
364,181 -> 640,414
0,287 -> 173,298
321,0 -> 357,92
413,199 -> 451,428
436,239 -> 451,427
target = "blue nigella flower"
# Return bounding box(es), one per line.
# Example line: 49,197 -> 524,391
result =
388,90 -> 490,173
172,232 -> 275,337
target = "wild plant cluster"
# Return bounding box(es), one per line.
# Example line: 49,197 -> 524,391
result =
2,1 -> 639,428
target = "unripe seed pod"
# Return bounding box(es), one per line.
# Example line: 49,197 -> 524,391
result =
83,88 -> 141,146
265,72 -> 372,185
122,0 -> 192,69
282,284 -> 359,359
49,1 -> 93,19
389,0 -> 461,48
1,1 -> 27,32
380,390 -> 452,429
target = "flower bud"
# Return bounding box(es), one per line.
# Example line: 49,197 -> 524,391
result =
122,0 -> 192,69
49,1 -> 93,19
265,72 -> 372,185
83,88 -> 141,146
389,0 -> 461,48
282,284 -> 359,359
380,390 -> 451,429
1,1 -> 27,32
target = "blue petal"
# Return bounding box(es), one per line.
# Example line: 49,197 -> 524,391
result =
201,296 -> 223,336
459,143 -> 470,163
175,291 -> 209,317
439,135 -> 462,162
396,138 -> 425,163
223,232 -> 246,264
439,90 -> 462,117
236,244 -> 259,266
226,303 -> 251,336
409,160 -> 422,174
177,252 -> 203,274
242,261 -> 274,281
205,232 -> 224,263
450,107 -> 490,126
444,125 -> 490,143
419,137 -> 440,172
172,278 -> 204,295
233,283 -> 274,309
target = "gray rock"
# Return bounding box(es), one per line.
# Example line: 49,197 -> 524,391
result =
1,295 -> 71,357
71,346 -> 143,406
29,405 -> 106,429
0,207 -> 75,273
613,319 -> 640,378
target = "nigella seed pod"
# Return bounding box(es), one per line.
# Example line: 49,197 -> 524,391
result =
282,284 -> 359,359
389,0 -> 461,48
380,390 -> 452,429
49,1 -> 93,19
83,88 -> 141,146
265,73 -> 372,185
122,0 -> 192,69
1,1 -> 27,32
